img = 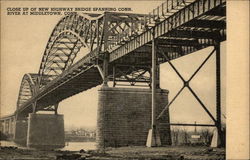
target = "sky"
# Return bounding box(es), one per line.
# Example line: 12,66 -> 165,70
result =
0,1 -> 226,131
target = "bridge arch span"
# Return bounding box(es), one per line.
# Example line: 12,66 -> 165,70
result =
38,13 -> 103,87
16,73 -> 39,110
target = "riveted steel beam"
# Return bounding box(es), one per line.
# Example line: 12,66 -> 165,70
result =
163,29 -> 221,40
215,42 -> 222,146
205,5 -> 226,16
183,19 -> 226,29
161,123 -> 216,127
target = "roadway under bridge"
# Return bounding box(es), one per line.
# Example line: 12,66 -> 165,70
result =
0,0 -> 226,149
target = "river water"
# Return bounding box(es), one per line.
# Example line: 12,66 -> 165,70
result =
0,140 -> 97,151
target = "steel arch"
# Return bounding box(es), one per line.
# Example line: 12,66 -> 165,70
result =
16,74 -> 39,109
38,13 -> 104,87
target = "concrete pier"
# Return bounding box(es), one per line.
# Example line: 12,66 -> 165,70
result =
27,113 -> 65,149
14,119 -> 28,145
96,87 -> 171,149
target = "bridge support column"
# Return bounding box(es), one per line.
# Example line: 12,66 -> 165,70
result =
96,87 -> 171,149
27,113 -> 65,149
211,42 -> 223,147
9,118 -> 15,138
147,29 -> 161,147
2,120 -> 6,134
14,118 -> 28,146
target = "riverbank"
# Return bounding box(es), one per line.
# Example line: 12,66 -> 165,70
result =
0,145 -> 225,160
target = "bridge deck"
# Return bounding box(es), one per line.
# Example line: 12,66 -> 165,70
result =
109,0 -> 226,63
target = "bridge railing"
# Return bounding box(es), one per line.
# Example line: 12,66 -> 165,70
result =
148,0 -> 194,25
107,0 -> 195,52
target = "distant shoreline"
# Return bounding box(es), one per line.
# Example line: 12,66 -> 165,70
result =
65,135 -> 95,142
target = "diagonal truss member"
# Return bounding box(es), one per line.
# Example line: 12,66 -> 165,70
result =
157,43 -> 222,145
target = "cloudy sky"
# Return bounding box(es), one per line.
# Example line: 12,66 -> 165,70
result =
1,1 -> 226,130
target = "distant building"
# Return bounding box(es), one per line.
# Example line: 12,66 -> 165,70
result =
189,134 -> 203,145
65,128 -> 96,138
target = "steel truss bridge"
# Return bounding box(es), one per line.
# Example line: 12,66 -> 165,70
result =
1,0 -> 226,140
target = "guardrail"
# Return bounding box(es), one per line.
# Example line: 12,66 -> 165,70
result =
148,0 -> 194,25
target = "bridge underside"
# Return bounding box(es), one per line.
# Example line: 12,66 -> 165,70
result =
18,66 -> 103,117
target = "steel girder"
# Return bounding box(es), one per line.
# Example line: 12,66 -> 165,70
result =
111,65 -> 151,87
